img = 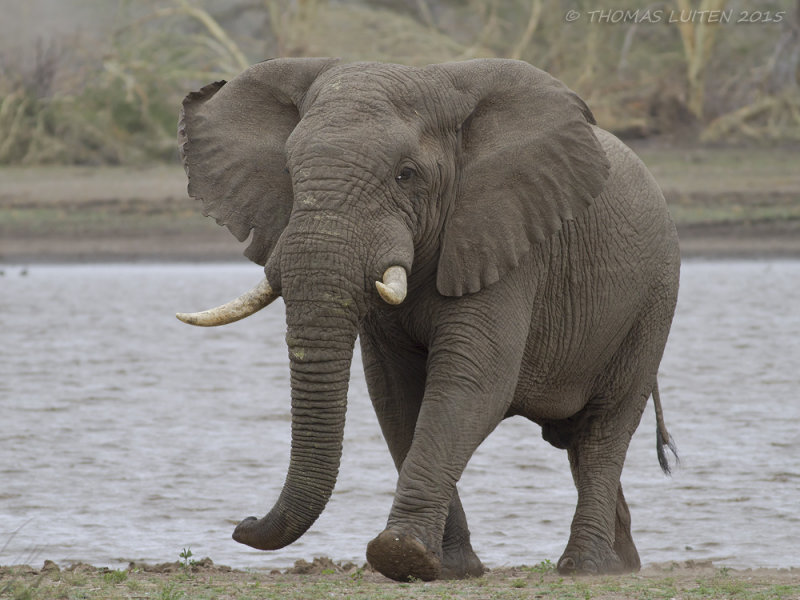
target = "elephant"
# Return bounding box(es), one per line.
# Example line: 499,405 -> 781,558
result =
175,57 -> 680,582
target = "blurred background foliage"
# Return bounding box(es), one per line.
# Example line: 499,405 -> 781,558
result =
0,0 -> 798,165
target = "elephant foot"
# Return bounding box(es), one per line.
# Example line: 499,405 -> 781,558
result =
612,536 -> 641,573
366,529 -> 442,581
440,542 -> 485,579
557,540 -> 628,575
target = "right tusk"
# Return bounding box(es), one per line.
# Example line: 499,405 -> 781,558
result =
375,266 -> 407,305
176,278 -> 279,326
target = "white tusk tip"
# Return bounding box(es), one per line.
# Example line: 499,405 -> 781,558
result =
376,266 -> 408,305
176,312 -> 199,326
173,277 -> 278,327
375,280 -> 405,305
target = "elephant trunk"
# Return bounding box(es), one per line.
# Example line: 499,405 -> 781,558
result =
233,219 -> 362,550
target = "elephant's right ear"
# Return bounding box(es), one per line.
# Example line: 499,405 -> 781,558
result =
178,58 -> 339,265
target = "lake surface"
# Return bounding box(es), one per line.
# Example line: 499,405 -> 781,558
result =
1,261 -> 799,570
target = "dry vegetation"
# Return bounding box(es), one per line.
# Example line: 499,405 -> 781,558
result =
1,0 -> 799,167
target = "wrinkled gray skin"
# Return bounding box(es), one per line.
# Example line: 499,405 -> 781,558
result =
178,58 -> 680,582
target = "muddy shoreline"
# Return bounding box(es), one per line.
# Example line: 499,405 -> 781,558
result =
3,557 -> 799,599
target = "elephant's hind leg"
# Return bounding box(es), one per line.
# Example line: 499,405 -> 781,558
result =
440,493 -> 484,579
613,485 -> 641,570
559,471 -> 643,574
541,420 -> 640,572
558,406 -> 642,575
558,301 -> 671,575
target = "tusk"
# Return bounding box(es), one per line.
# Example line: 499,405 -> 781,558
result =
176,278 -> 279,326
375,266 -> 407,305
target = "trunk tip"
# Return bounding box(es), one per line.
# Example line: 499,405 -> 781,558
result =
232,516 -> 264,548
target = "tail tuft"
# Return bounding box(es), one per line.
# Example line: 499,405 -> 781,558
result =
653,379 -> 678,475
656,426 -> 679,475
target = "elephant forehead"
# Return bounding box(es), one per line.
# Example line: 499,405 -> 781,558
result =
305,63 -> 448,119
289,107 -> 421,163
286,120 -> 414,176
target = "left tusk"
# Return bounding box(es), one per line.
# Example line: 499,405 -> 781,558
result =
176,278 -> 279,326
375,266 -> 407,305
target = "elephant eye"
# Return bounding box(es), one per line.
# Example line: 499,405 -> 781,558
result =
395,166 -> 416,182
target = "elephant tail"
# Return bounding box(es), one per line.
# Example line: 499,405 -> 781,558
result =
653,380 -> 678,475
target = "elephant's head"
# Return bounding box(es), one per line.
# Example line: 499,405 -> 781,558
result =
176,58 -> 609,551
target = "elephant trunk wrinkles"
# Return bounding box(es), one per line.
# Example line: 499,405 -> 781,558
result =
233,241 -> 362,551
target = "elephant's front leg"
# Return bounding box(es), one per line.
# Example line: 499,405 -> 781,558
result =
366,311 -> 529,581
360,328 -> 483,579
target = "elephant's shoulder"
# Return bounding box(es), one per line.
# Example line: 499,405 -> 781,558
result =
590,126 -> 645,172
590,126 -> 664,206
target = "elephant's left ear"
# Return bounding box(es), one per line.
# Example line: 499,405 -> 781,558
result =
433,59 -> 610,296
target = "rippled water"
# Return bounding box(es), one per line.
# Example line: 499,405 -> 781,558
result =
1,261 -> 799,570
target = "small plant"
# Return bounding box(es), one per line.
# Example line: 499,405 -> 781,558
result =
349,567 -> 364,581
321,568 -> 336,575
179,547 -> 196,572
511,578 -> 527,588
525,557 -> 556,581
575,581 -> 592,600
530,558 -> 555,573
6,581 -> 34,600
103,569 -> 128,584
158,581 -> 185,600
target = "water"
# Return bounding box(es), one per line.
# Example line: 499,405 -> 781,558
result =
1,261 -> 798,570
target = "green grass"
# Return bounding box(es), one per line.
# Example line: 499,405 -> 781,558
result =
102,569 -> 128,585
1,563 -> 798,600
